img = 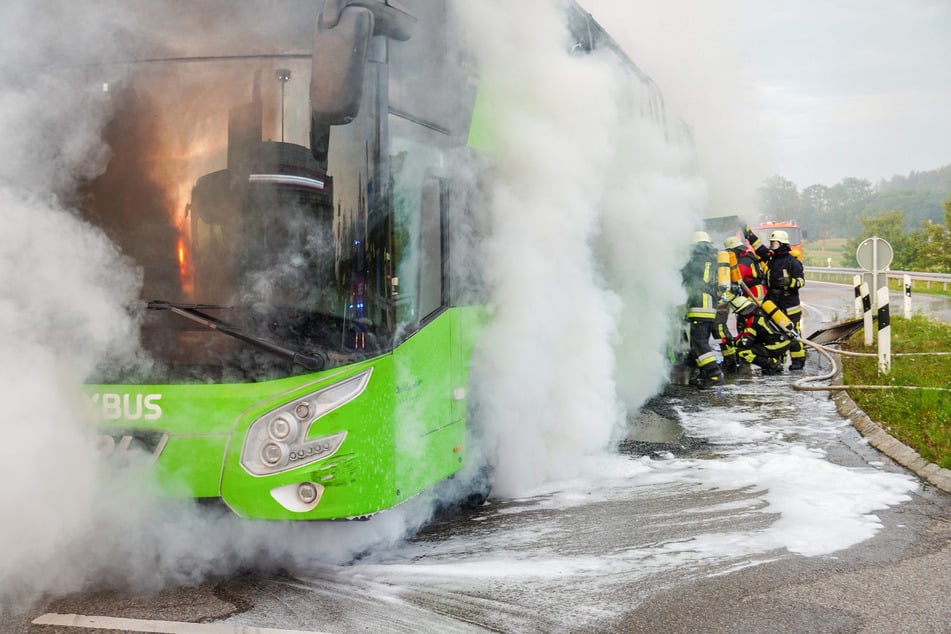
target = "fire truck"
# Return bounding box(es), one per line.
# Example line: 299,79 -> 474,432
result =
750,220 -> 805,261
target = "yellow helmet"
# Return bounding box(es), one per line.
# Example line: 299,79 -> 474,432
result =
769,230 -> 790,245
692,231 -> 712,244
729,294 -> 756,316
723,235 -> 743,250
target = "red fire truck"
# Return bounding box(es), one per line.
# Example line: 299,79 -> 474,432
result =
750,220 -> 805,261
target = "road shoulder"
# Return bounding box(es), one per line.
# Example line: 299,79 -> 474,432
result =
832,374 -> 951,494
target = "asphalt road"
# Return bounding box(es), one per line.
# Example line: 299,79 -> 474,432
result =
628,281 -> 951,634
11,283 -> 951,634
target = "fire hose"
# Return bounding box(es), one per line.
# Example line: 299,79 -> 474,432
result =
732,280 -> 951,394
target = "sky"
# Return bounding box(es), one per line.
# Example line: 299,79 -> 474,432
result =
584,0 -> 951,194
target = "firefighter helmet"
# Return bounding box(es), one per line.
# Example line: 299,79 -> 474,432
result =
769,230 -> 790,245
692,231 -> 712,244
724,235 -> 743,250
729,294 -> 756,316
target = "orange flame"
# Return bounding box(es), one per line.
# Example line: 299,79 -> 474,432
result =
154,134 -> 226,301
176,233 -> 194,297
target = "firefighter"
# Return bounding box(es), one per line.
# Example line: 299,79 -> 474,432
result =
715,245 -> 739,372
724,235 -> 767,301
728,294 -> 788,375
744,226 -> 806,370
681,231 -> 725,388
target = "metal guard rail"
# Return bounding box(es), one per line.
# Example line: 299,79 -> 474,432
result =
805,266 -> 951,290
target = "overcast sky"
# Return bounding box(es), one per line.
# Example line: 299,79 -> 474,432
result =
584,0 -> 951,194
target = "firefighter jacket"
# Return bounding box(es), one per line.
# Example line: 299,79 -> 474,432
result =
681,241 -> 720,322
735,310 -> 792,357
730,246 -> 767,300
751,242 -> 805,316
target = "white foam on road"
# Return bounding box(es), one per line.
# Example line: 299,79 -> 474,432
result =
33,612 -> 328,634
318,379 -> 917,630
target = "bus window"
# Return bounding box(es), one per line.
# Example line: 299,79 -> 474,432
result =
418,176 -> 446,320
390,115 -> 452,333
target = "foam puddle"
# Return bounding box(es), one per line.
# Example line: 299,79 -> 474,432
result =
312,375 -> 917,630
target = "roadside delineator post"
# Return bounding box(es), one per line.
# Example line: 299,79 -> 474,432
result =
853,274 -> 863,320
861,281 -> 873,345
877,286 -> 891,374
903,274 -> 912,319
855,236 -> 894,348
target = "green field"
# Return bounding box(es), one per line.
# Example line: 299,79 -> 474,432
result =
839,314 -> 951,469
803,237 -> 850,268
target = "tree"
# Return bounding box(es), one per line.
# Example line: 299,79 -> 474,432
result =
832,177 -> 874,204
826,177 -> 873,236
800,184 -> 831,238
844,210 -> 916,270
859,189 -> 947,230
909,196 -> 951,273
760,166 -> 948,243
877,164 -> 951,193
758,175 -> 801,221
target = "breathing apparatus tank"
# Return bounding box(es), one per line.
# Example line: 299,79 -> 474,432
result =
716,250 -> 732,291
761,299 -> 793,332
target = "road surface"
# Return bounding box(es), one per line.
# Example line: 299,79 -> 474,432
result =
13,283 -> 951,634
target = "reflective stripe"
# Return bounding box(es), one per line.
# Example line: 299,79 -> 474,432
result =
687,307 -> 717,319
696,351 -> 718,368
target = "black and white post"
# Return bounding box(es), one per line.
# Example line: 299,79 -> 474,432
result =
903,274 -> 912,319
853,274 -> 863,320
861,281 -> 873,345
877,286 -> 891,374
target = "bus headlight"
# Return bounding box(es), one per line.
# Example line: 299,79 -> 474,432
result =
240,368 -> 372,476
261,442 -> 288,466
267,416 -> 297,441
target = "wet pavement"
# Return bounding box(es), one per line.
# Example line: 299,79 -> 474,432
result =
19,364 -> 950,633
15,284 -> 951,633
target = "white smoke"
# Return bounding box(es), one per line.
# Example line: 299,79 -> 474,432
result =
583,0 -> 771,214
0,0 -> 712,614
0,1 -> 151,614
457,0 -> 705,497
0,0 -> 457,615
0,144 -> 145,612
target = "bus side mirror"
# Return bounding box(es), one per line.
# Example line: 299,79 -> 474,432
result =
310,1 -> 417,162
321,0 -> 417,42
310,5 -> 373,128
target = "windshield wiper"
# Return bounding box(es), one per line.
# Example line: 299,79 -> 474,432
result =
145,301 -> 326,371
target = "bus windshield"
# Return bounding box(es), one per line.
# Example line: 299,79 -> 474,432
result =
82,55 -> 390,383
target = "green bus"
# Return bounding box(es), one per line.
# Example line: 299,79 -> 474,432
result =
83,0 -> 655,520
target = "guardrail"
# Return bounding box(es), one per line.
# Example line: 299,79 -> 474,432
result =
805,267 -> 951,291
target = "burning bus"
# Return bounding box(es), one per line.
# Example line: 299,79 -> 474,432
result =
79,0 -> 668,520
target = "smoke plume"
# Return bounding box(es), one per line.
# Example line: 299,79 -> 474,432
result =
456,0 -> 705,497
0,0 -> 711,614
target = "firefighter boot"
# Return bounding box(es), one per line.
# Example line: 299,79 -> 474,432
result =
693,360 -> 725,389
789,341 -> 806,372
757,357 -> 783,375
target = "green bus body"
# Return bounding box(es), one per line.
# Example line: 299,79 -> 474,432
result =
89,307 -> 479,520
80,1 -> 647,520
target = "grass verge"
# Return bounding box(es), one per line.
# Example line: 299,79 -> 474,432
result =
839,314 -> 951,469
